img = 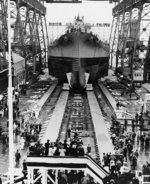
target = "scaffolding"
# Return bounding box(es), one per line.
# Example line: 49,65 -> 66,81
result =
0,0 -> 8,72
109,0 -> 150,83
0,0 -> 47,83
0,0 -> 48,82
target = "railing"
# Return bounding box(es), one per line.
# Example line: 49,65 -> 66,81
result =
2,169 -> 25,184
142,175 -> 150,184
86,154 -> 109,176
26,154 -> 109,183
3,176 -> 25,184
135,171 -> 150,184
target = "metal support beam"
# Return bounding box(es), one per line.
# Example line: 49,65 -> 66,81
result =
31,168 -> 34,184
42,168 -> 47,184
109,16 -> 120,69
47,173 -> 55,184
110,0 -> 150,85
43,16 -> 49,66
11,0 -> 46,15
8,0 -> 14,183
144,37 -> 150,81
55,170 -> 58,184
27,167 -> 30,184
0,0 -> 8,73
113,0 -> 149,16
10,0 -> 48,82
130,4 -> 143,83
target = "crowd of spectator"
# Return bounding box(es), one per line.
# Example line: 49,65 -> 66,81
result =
142,162 -> 150,175
100,112 -> 150,184
28,132 -> 91,157
1,78 -> 150,184
23,169 -> 97,184
0,89 -> 19,118
0,89 -> 20,145
103,170 -> 139,184
0,88 -> 42,150
14,89 -> 150,184
110,113 -> 150,171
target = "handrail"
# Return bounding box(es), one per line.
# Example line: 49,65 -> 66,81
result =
142,175 -> 150,184
85,154 -> 109,175
3,175 -> 25,184
26,155 -> 109,183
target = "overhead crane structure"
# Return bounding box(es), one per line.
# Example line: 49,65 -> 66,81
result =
0,0 -> 49,82
109,0 -> 150,83
11,0 -> 49,78
0,0 -> 8,72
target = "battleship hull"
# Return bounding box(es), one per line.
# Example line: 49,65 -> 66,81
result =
48,32 -> 109,89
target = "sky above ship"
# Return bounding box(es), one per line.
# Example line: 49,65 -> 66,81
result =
45,1 -> 114,24
45,1 -> 114,43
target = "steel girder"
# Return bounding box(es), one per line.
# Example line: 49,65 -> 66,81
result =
113,0 -> 150,16
0,0 -> 8,72
27,167 -> 58,184
109,15 -> 121,70
0,0 -> 48,82
10,0 -> 48,80
110,1 -> 150,83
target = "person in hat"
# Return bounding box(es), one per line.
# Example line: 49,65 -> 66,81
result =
86,144 -> 91,154
45,139 -> 50,156
15,149 -> 21,167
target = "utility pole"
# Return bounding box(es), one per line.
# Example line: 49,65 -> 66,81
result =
8,0 -> 14,183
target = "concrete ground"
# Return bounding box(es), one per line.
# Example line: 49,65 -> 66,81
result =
0,71 -> 54,181
101,69 -> 150,171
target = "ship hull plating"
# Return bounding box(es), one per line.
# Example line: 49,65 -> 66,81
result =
48,32 -> 109,89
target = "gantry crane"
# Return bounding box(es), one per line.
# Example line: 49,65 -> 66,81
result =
0,0 -> 49,84
11,0 -> 49,81
109,0 -> 150,84
0,0 -> 8,77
